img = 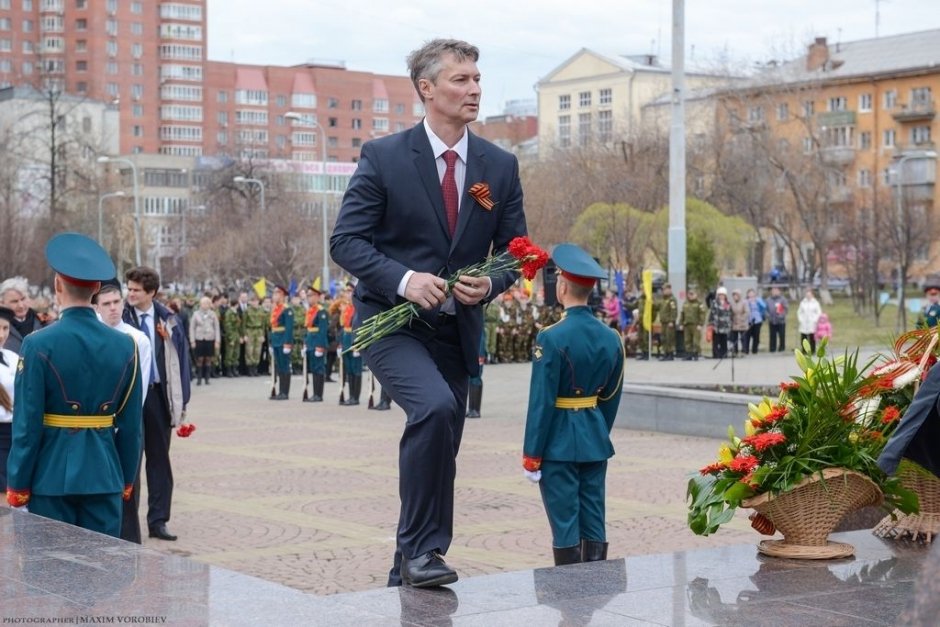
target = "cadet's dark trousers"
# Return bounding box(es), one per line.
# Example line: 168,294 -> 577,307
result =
0,422 -> 10,490
364,318 -> 468,587
33,493 -> 122,538
539,460 -> 607,547
141,383 -> 174,529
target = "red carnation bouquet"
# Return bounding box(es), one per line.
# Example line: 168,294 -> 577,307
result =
346,236 -> 548,354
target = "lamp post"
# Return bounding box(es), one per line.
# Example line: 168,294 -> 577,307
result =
97,156 -> 141,266
97,190 -> 125,245
893,149 -> 938,332
233,176 -> 266,213
286,111 -> 330,292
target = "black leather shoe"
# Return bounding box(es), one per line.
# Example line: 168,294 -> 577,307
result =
401,551 -> 457,588
148,523 -> 177,541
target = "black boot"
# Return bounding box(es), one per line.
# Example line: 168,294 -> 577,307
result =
466,382 -> 482,418
580,539 -> 608,562
370,388 -> 391,411
276,373 -> 290,400
345,374 -> 361,406
313,373 -> 324,402
552,545 -> 582,566
202,364 -> 211,385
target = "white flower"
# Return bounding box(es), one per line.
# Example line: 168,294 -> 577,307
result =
854,396 -> 882,424
893,366 -> 922,389
871,360 -> 903,377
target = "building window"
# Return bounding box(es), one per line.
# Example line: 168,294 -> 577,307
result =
75,39 -> 85,52
217,90 -> 228,103
859,131 -> 871,150
328,97 -> 339,109
599,88 -> 612,106
131,84 -> 143,99
291,93 -> 315,108
351,118 -> 361,130
106,61 -> 117,75
132,125 -> 143,137
276,94 -> 286,107
351,137 -> 362,147
328,117 -> 338,127
776,103 -> 789,121
75,60 -> 86,71
23,0 -> 32,9
825,126 -> 853,147
859,93 -> 872,112
558,94 -> 570,111
105,18 -> 117,36
373,98 -> 388,113
22,40 -> 33,53
748,105 -> 765,122
558,115 -> 570,147
21,61 -> 32,74
858,169 -> 872,187
912,125 -> 932,145
884,90 -> 897,109
75,0 -> 86,8
577,113 -> 591,145
132,104 -> 143,117
106,40 -> 117,56
75,81 -> 86,93
22,19 -> 31,32
351,99 -> 363,111
883,129 -> 895,148
802,100 -> 815,117
827,96 -> 847,112
372,118 -> 388,131
131,43 -> 142,58
394,103 -> 405,115
578,91 -> 591,108
217,131 -> 227,145
0,18 -> 11,31
598,109 -> 612,143
131,22 -> 142,36
131,1 -> 142,13
912,86 -> 932,107
802,137 -> 814,153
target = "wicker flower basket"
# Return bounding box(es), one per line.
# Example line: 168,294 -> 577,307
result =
741,468 -> 884,559
873,462 -> 940,543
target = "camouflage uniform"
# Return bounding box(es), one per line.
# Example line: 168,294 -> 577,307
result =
291,301 -> 306,373
222,304 -> 244,376
243,301 -> 267,374
517,301 -> 538,361
484,302 -> 500,362
680,294 -> 707,360
497,296 -> 521,363
657,289 -> 679,360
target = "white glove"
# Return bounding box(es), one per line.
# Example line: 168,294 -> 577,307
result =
352,351 -> 361,358
524,469 -> 541,484
314,348 -> 324,357
336,347 -> 343,357
282,346 -> 291,354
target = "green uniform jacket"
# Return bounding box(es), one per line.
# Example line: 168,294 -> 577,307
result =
523,306 -> 625,463
304,306 -> 330,350
7,307 -> 143,496
269,305 -> 294,348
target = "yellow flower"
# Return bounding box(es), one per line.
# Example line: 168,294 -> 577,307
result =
718,444 -> 734,463
744,420 -> 757,436
747,399 -> 774,423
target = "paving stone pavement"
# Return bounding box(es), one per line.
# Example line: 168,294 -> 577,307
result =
139,348 -> 882,596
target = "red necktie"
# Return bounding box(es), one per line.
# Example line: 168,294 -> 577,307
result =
441,150 -> 458,237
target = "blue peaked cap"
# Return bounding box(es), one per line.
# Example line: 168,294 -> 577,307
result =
552,243 -> 606,281
45,232 -> 115,282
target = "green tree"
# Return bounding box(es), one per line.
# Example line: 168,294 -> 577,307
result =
687,230 -> 719,292
649,198 -> 756,273
569,202 -> 653,288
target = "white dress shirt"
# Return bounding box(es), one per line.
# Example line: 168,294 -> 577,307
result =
135,305 -> 160,384
0,347 -> 16,423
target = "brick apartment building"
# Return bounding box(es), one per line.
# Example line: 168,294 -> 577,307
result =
0,0 -> 422,162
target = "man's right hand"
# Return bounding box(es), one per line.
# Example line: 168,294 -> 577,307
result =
404,273 -> 448,310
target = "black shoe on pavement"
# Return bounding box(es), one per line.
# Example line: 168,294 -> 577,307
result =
401,551 -> 458,588
148,523 -> 177,541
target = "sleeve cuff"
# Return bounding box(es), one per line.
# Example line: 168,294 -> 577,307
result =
522,455 -> 542,472
397,270 -> 415,298
6,488 -> 30,507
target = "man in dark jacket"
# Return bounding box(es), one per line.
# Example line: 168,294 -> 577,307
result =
0,277 -> 49,353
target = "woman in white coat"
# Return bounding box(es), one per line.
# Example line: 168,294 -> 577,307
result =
797,288 -> 822,355
0,307 -> 18,490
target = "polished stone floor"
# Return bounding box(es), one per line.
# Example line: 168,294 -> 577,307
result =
0,507 -> 934,626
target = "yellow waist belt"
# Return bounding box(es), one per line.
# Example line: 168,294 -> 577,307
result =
554,395 -> 599,410
271,326 -> 286,332
43,413 -> 114,429
307,326 -> 320,332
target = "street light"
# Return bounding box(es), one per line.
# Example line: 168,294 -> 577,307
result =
233,175 -> 266,213
97,190 -> 125,244
285,111 -> 330,292
97,155 -> 141,265
893,149 -> 938,332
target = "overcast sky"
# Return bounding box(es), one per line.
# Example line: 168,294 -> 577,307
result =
206,0 -> 940,118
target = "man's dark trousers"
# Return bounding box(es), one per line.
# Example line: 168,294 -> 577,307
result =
364,318 -> 468,587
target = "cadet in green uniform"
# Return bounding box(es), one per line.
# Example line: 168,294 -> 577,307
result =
916,283 -> 940,329
657,283 -> 678,361
5,233 -> 142,538
269,285 -> 294,400
222,296 -> 244,377
484,301 -> 500,364
339,296 -> 363,406
679,288 -> 707,360
302,286 -> 329,402
243,294 -> 266,375
522,243 -> 625,566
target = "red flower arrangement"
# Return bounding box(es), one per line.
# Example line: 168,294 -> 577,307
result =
176,423 -> 196,438
346,236 -> 549,354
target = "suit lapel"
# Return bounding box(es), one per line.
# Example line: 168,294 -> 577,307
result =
452,131 -> 486,249
409,127 -> 450,238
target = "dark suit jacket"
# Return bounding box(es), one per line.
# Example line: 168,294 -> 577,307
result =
122,301 -> 191,414
330,123 -> 527,375
878,361 -> 940,477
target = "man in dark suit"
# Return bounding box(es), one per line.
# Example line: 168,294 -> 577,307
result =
331,38 -> 527,588
122,266 -> 191,543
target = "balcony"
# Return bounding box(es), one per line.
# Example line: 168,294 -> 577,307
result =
818,110 -> 856,127
819,145 -> 856,166
892,100 -> 935,123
